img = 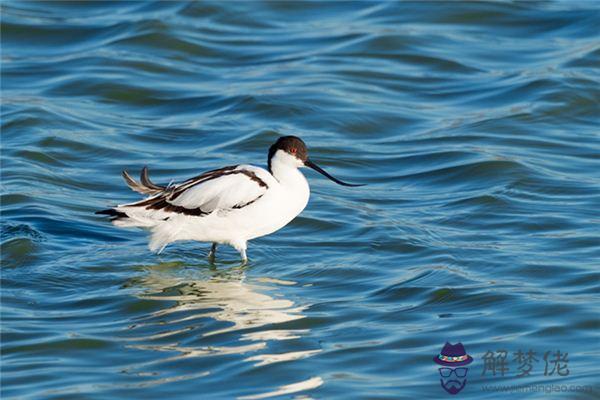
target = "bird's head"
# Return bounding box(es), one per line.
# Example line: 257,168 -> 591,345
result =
268,136 -> 364,187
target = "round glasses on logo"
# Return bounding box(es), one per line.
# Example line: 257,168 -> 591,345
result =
438,367 -> 468,378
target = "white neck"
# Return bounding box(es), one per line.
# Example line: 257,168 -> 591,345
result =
269,150 -> 305,184
268,151 -> 310,220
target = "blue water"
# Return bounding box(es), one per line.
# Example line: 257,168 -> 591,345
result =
1,1 -> 599,399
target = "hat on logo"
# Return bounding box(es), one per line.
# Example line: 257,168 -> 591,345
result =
433,342 -> 473,367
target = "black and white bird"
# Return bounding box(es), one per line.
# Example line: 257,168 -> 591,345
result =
97,136 -> 363,263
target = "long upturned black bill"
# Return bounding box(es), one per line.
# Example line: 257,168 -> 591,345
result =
304,159 -> 365,187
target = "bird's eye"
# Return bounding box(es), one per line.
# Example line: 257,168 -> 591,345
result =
290,148 -> 297,154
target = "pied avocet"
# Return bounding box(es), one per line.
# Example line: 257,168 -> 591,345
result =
97,136 -> 363,262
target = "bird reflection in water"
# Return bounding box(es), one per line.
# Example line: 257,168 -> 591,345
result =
124,262 -> 320,366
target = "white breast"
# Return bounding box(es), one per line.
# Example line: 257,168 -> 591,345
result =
246,166 -> 310,240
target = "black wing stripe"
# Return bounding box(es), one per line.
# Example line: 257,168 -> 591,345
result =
239,170 -> 269,188
169,165 -> 239,201
232,194 -> 264,209
96,208 -> 128,218
145,198 -> 208,216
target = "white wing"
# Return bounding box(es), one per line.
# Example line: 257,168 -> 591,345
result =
117,164 -> 273,218
168,165 -> 269,213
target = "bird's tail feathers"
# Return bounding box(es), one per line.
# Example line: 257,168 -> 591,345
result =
122,167 -> 166,195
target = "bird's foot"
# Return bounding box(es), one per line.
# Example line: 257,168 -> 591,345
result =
234,243 -> 248,266
208,243 -> 217,262
239,249 -> 248,266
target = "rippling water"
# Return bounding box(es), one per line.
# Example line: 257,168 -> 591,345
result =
2,1 -> 599,399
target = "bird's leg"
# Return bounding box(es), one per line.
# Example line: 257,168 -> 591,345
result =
232,241 -> 248,265
208,243 -> 217,261
239,249 -> 247,266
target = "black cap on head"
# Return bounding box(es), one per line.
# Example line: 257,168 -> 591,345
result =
268,136 -> 308,172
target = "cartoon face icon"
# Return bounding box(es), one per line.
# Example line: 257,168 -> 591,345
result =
433,342 -> 473,395
438,366 -> 469,395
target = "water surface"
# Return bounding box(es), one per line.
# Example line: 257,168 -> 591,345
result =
1,1 -> 599,399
